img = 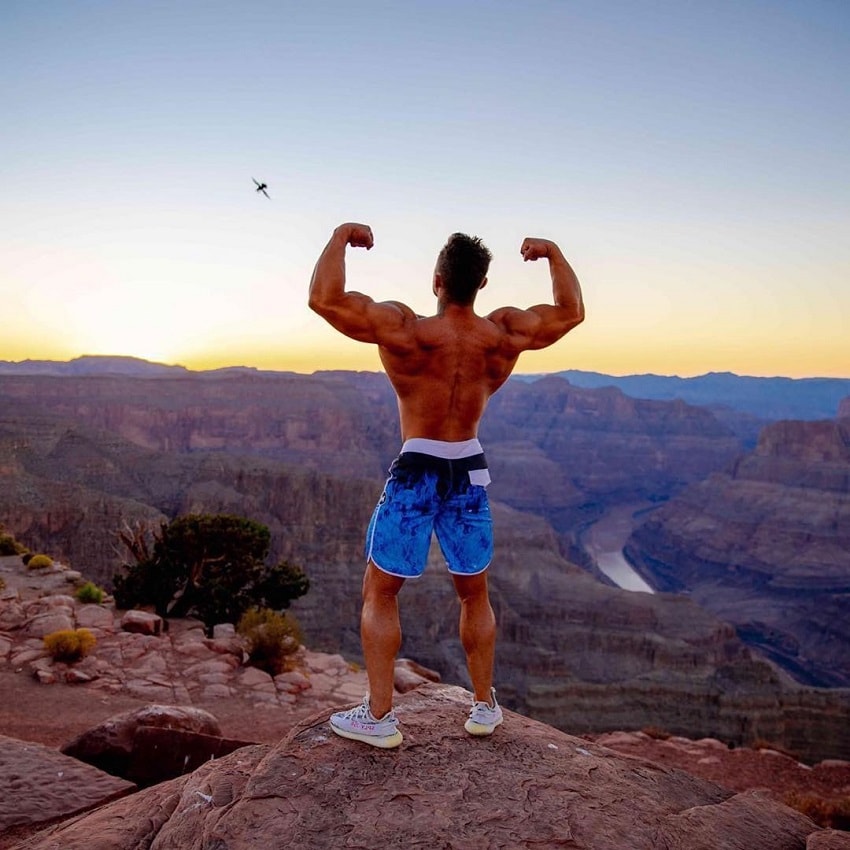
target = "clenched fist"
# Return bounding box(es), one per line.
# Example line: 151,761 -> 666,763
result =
520,237 -> 555,262
336,223 -> 374,250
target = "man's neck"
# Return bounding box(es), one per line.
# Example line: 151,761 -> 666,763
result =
436,299 -> 476,317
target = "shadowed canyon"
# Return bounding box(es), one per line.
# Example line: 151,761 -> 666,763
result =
1,360 -> 848,762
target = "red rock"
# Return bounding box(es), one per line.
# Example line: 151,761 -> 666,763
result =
807,831 -> 850,849
394,657 -> 441,693
119,610 -> 162,636
0,734 -> 134,834
23,611 -> 74,638
75,604 -> 115,632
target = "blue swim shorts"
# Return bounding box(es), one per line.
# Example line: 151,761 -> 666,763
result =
365,439 -> 494,578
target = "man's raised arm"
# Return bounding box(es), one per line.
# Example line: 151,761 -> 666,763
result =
308,223 -> 411,345
489,237 -> 585,352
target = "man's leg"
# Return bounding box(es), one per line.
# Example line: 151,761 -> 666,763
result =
452,571 -> 496,703
361,561 -> 405,719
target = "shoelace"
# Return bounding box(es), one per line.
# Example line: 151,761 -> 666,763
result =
344,700 -> 375,721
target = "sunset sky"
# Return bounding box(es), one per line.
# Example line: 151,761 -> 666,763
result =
2,1 -> 848,378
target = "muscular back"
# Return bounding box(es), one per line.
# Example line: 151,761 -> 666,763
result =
378,308 -> 520,441
308,224 -> 585,442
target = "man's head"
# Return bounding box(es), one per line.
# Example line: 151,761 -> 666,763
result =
434,233 -> 492,306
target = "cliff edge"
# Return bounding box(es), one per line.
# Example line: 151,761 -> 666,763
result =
18,683 -> 831,850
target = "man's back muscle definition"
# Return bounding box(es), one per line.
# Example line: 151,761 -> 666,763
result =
309,223 -> 584,747
309,224 -> 585,441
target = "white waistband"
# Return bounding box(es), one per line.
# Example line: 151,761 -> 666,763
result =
400,437 -> 483,460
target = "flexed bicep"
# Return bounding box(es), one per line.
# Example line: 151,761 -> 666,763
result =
309,223 -> 412,345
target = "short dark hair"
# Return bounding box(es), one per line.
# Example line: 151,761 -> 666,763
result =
436,233 -> 492,305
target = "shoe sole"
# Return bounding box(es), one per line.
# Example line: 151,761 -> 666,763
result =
464,715 -> 504,736
329,723 -> 403,749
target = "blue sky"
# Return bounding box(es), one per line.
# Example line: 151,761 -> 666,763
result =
2,0 -> 848,377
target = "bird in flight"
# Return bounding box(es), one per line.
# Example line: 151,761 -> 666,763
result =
253,178 -> 270,199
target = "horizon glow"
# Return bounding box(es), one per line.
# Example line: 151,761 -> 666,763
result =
2,1 -> 848,380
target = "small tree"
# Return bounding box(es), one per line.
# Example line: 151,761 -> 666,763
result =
113,513 -> 309,631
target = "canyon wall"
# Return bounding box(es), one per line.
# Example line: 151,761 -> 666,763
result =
3,372 -> 849,759
625,419 -> 850,688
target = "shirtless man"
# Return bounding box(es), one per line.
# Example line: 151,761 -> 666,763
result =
309,223 -> 584,748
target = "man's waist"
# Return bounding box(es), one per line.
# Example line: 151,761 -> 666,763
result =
400,437 -> 483,459
395,451 -> 488,474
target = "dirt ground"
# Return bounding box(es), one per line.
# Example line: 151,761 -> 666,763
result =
0,667 -> 304,749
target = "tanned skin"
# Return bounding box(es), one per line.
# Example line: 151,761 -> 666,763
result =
309,223 -> 585,720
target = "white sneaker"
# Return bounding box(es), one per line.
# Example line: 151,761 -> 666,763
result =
329,697 -> 403,749
464,687 -> 503,736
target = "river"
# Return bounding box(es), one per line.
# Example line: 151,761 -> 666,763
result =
579,503 -> 657,593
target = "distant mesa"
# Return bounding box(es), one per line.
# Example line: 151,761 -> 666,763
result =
521,369 -> 850,421
2,358 -> 848,420
0,355 -> 190,378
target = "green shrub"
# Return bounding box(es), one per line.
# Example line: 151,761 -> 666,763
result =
43,628 -> 97,663
237,607 -> 302,676
27,554 -> 54,570
75,581 -> 105,604
0,526 -> 27,556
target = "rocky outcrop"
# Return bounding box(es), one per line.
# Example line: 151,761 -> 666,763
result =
593,730 -> 850,822
0,555 -> 370,710
16,684 -> 830,850
625,419 -> 850,688
838,397 -> 850,419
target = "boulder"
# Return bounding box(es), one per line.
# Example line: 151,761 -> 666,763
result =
60,704 -> 223,780
120,610 -> 163,636
23,611 -> 74,639
122,727 -> 254,787
394,657 -> 441,693
807,831 -> 850,850
75,604 -> 116,632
